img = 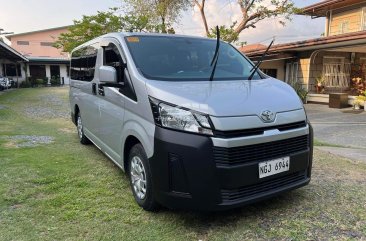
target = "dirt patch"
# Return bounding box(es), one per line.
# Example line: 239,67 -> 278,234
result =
58,128 -> 74,134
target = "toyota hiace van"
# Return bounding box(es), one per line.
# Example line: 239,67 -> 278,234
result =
69,33 -> 313,211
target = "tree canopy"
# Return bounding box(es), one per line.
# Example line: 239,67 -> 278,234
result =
195,0 -> 299,43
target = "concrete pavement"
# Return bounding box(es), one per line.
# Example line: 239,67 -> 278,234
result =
305,103 -> 366,162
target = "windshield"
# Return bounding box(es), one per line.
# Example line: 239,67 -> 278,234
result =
125,36 -> 262,81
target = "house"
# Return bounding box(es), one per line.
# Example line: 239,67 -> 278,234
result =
242,0 -> 366,104
5,26 -> 71,85
0,41 -> 28,82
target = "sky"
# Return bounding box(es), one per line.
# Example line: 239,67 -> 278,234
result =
0,0 -> 325,46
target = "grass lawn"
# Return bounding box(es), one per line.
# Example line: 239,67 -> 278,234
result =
0,87 -> 365,241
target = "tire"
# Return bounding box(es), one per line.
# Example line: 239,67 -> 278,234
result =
76,112 -> 90,145
128,143 -> 158,211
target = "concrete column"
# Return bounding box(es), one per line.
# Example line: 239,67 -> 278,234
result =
20,63 -> 26,82
0,60 -> 3,76
45,65 -> 51,84
59,64 -> 69,85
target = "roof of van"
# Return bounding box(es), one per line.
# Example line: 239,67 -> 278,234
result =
72,32 -> 213,52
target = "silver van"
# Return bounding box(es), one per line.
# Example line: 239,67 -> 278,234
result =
69,33 -> 313,211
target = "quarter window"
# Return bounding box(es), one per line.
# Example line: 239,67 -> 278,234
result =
71,45 -> 98,81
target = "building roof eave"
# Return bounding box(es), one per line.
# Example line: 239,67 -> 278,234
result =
0,41 -> 28,62
243,31 -> 366,58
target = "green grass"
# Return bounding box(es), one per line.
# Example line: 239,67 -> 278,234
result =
313,139 -> 344,148
0,87 -> 365,241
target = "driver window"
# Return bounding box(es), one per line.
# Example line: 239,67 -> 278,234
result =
103,43 -> 137,101
104,44 -> 124,82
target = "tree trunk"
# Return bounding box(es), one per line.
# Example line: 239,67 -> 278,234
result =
161,16 -> 167,33
194,0 -> 209,36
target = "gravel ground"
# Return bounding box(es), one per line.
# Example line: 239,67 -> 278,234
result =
23,93 -> 69,119
2,135 -> 54,147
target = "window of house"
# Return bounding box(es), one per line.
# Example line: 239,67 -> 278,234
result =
40,42 -> 54,47
17,41 -> 29,46
285,62 -> 298,86
323,56 -> 350,87
2,64 -> 22,77
261,69 -> 278,78
339,21 -> 349,34
362,7 -> 366,30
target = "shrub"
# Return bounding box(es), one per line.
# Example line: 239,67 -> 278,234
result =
36,79 -> 44,87
19,81 -> 31,88
50,78 -> 60,86
43,77 -> 49,86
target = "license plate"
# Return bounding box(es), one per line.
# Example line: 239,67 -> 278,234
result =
259,157 -> 290,178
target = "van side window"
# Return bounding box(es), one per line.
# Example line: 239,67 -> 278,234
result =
103,43 -> 137,101
71,46 -> 98,81
104,44 -> 124,82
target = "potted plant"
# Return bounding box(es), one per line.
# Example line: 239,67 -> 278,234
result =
353,98 -> 363,110
358,91 -> 366,110
315,76 -> 325,93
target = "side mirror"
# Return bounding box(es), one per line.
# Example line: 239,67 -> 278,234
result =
99,66 -> 117,83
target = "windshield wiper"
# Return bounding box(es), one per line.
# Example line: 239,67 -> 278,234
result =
209,26 -> 220,81
248,39 -> 275,80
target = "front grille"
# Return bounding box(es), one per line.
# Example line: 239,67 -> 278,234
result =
221,171 -> 307,203
213,121 -> 307,139
213,135 -> 309,166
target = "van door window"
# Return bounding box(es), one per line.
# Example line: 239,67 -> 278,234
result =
71,46 -> 98,81
103,43 -> 137,101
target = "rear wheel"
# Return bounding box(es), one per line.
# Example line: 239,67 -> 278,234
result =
76,112 -> 90,145
128,144 -> 158,211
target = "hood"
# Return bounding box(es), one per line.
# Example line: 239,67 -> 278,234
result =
145,78 -> 304,117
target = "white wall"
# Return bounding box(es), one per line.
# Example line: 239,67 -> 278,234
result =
260,59 -> 286,81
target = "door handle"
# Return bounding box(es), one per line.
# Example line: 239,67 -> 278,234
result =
98,84 -> 105,96
92,83 -> 97,95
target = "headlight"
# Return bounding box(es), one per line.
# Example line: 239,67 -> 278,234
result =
149,98 -> 213,136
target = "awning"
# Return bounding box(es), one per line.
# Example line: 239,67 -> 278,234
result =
0,41 -> 28,62
28,56 -> 69,65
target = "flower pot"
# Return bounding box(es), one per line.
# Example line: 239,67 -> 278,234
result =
354,104 -> 360,110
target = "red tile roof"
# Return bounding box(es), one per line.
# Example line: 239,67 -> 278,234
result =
243,31 -> 366,57
239,44 -> 266,53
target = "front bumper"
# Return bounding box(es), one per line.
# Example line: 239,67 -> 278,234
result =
149,125 -> 313,211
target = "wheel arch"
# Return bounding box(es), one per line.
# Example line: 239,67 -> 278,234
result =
121,120 -> 155,172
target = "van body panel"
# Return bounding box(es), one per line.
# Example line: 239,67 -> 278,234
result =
210,109 -> 306,131
145,78 -> 303,117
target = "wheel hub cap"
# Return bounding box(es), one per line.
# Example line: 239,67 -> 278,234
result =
77,116 -> 83,139
130,156 -> 147,200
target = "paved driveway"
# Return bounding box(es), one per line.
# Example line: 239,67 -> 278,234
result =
305,103 -> 366,161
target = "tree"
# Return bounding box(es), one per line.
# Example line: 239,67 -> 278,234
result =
54,9 -> 157,52
125,0 -> 191,33
194,0 -> 209,36
194,0 -> 299,43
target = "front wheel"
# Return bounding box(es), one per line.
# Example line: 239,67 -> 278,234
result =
128,144 -> 158,211
76,112 -> 90,145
